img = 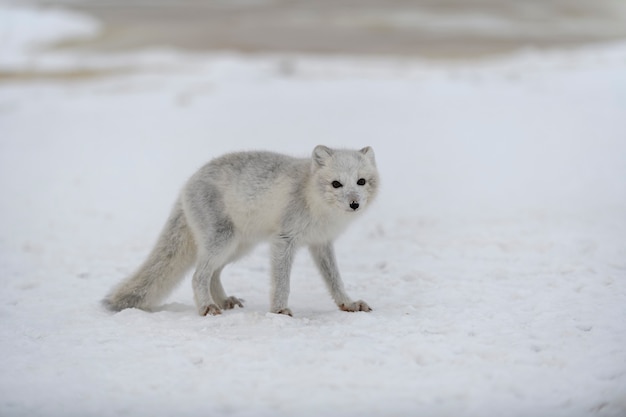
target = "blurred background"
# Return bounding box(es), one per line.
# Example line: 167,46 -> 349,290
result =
16,0 -> 626,59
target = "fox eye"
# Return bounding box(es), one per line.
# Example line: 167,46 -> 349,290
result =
332,181 -> 343,188
357,178 -> 366,186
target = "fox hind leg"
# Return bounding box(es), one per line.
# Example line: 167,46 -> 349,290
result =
183,184 -> 238,316
192,241 -> 240,316
210,267 -> 244,310
190,230 -> 248,315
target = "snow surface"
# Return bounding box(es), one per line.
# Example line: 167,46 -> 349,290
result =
1,5 -> 626,417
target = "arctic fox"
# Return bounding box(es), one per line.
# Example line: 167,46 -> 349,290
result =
103,145 -> 379,316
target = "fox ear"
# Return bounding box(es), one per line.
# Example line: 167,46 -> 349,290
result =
313,145 -> 333,167
360,146 -> 376,165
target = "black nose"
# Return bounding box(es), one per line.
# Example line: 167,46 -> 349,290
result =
350,201 -> 359,211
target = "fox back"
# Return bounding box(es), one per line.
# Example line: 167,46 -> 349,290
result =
183,146 -> 379,245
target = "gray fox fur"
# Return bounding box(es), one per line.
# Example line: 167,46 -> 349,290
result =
103,145 -> 379,316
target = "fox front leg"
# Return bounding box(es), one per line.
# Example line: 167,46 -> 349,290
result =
270,235 -> 296,316
309,243 -> 372,312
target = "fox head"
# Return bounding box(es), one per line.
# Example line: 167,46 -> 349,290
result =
311,145 -> 379,214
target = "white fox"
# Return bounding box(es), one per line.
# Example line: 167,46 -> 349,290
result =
103,145 -> 379,316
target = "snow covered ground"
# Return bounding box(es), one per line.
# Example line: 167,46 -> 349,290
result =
1,5 -> 625,417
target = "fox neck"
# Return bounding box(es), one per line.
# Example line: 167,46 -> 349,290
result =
303,178 -> 329,217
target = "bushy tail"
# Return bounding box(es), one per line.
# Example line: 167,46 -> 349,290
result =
103,200 -> 197,312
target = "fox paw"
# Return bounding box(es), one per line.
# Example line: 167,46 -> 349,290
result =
221,296 -> 244,310
272,308 -> 293,317
201,304 -> 222,316
340,300 -> 372,312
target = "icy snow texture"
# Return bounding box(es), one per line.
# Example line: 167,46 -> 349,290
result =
1,5 -> 625,417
